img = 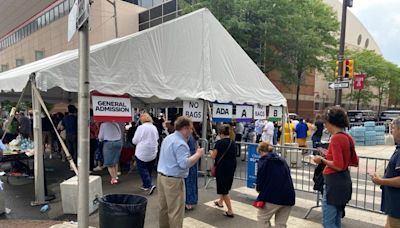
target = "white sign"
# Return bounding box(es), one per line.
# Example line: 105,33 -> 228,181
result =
77,0 -> 89,28
328,81 -> 349,89
235,105 -> 253,122
92,95 -> 132,122
67,0 -> 78,42
212,103 -> 233,122
253,105 -> 267,120
183,100 -> 204,122
269,106 -> 283,120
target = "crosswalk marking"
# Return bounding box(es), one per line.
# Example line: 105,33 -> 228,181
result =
232,187 -> 387,226
204,199 -> 322,227
183,217 -> 216,228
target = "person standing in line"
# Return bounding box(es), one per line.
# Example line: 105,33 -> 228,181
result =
255,119 -> 265,143
61,105 -> 78,164
184,130 -> 200,210
235,121 -> 244,157
98,121 -> 123,184
312,114 -> 324,148
313,107 -> 359,228
306,118 -> 314,142
17,112 -> 31,139
157,116 -> 204,228
295,118 -> 308,147
210,124 -> 237,218
371,117 -> 400,228
262,120 -> 274,144
255,141 -> 295,228
132,113 -> 159,195
89,110 -> 99,172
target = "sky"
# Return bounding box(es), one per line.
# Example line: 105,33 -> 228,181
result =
349,0 -> 400,66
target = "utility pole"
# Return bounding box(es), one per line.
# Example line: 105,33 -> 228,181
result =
77,0 -> 90,227
335,0 -> 352,106
106,0 -> 118,38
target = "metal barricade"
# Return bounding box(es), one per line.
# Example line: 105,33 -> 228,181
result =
230,141 -> 390,216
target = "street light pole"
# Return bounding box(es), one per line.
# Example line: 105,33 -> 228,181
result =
335,0 -> 352,106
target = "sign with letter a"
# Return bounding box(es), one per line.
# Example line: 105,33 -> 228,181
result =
212,103 -> 232,122
268,106 -> 282,121
253,105 -> 267,120
235,105 -> 253,122
183,100 -> 204,122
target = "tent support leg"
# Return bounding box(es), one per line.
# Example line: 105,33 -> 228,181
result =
30,75 -> 47,206
77,20 -> 90,228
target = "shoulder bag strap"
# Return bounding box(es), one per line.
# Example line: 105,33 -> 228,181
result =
337,132 -> 354,167
215,140 -> 233,167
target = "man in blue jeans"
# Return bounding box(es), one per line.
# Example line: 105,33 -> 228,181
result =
372,117 -> 400,228
61,105 -> 78,164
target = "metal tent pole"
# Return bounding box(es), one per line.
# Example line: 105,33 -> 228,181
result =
77,15 -> 90,228
30,74 -> 46,206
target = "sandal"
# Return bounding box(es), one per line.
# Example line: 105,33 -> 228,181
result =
214,201 -> 223,208
223,211 -> 234,218
185,205 -> 194,211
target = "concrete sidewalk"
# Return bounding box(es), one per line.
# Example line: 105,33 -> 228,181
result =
1,144 -> 395,228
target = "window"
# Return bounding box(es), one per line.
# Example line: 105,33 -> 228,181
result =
1,64 -> 9,72
59,3 -> 64,17
357,34 -> 362,45
16,59 -> 24,67
41,15 -> 46,27
54,5 -> 59,19
49,9 -> 54,23
365,38 -> 369,48
35,50 -> 45,61
45,12 -> 50,25
64,0 -> 69,14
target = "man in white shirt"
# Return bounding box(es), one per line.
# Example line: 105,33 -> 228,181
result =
262,120 -> 275,144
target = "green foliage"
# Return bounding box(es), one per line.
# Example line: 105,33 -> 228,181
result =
181,0 -> 339,112
346,49 -> 400,111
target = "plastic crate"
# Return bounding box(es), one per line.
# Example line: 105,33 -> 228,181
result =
364,121 -> 376,127
365,127 -> 376,132
355,141 -> 365,146
375,126 -> 386,132
365,140 -> 377,146
376,140 -> 385,145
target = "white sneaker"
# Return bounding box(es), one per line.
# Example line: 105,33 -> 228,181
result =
93,166 -> 103,171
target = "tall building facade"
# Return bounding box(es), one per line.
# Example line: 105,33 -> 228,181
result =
0,0 -> 145,72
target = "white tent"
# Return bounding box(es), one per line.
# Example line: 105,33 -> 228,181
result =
0,8 -> 286,107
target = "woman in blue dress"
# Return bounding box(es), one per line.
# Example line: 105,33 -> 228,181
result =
184,131 -> 199,210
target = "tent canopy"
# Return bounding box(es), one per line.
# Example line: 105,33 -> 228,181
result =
0,8 -> 286,107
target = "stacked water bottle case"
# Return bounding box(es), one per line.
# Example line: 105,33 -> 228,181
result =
349,121 -> 386,146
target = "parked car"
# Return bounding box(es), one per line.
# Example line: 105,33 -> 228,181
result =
288,113 -> 298,120
380,110 -> 400,122
347,110 -> 377,122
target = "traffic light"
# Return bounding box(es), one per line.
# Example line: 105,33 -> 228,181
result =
335,61 -> 345,78
344,59 -> 354,80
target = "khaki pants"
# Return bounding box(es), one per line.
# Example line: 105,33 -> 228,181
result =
257,202 -> 292,228
387,215 -> 400,228
157,174 -> 185,228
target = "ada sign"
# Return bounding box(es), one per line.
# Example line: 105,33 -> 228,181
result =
269,106 -> 282,121
183,100 -> 204,122
235,105 -> 253,122
254,105 -> 267,120
212,103 -> 232,122
92,94 -> 132,122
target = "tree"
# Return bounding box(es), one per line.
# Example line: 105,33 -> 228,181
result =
346,49 -> 397,114
181,0 -> 339,114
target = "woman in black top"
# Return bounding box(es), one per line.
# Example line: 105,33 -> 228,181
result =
312,114 -> 324,148
210,124 -> 237,217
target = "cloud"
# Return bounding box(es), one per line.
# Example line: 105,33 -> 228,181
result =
350,0 -> 400,66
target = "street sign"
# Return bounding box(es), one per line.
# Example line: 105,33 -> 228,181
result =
354,74 -> 366,90
328,81 -> 349,90
67,0 -> 79,42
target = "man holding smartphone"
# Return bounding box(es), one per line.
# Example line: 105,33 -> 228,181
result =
371,117 -> 400,228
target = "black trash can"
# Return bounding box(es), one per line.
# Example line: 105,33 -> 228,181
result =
99,194 -> 147,228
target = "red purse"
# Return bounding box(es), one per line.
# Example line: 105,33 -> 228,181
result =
252,201 -> 265,209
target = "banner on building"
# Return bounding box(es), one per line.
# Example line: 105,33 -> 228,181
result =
268,106 -> 283,121
92,93 -> 132,122
183,100 -> 204,122
253,104 -> 267,120
235,105 -> 253,122
354,74 -> 366,90
212,103 -> 233,123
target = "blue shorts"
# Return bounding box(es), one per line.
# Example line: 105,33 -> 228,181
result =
102,140 -> 122,167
